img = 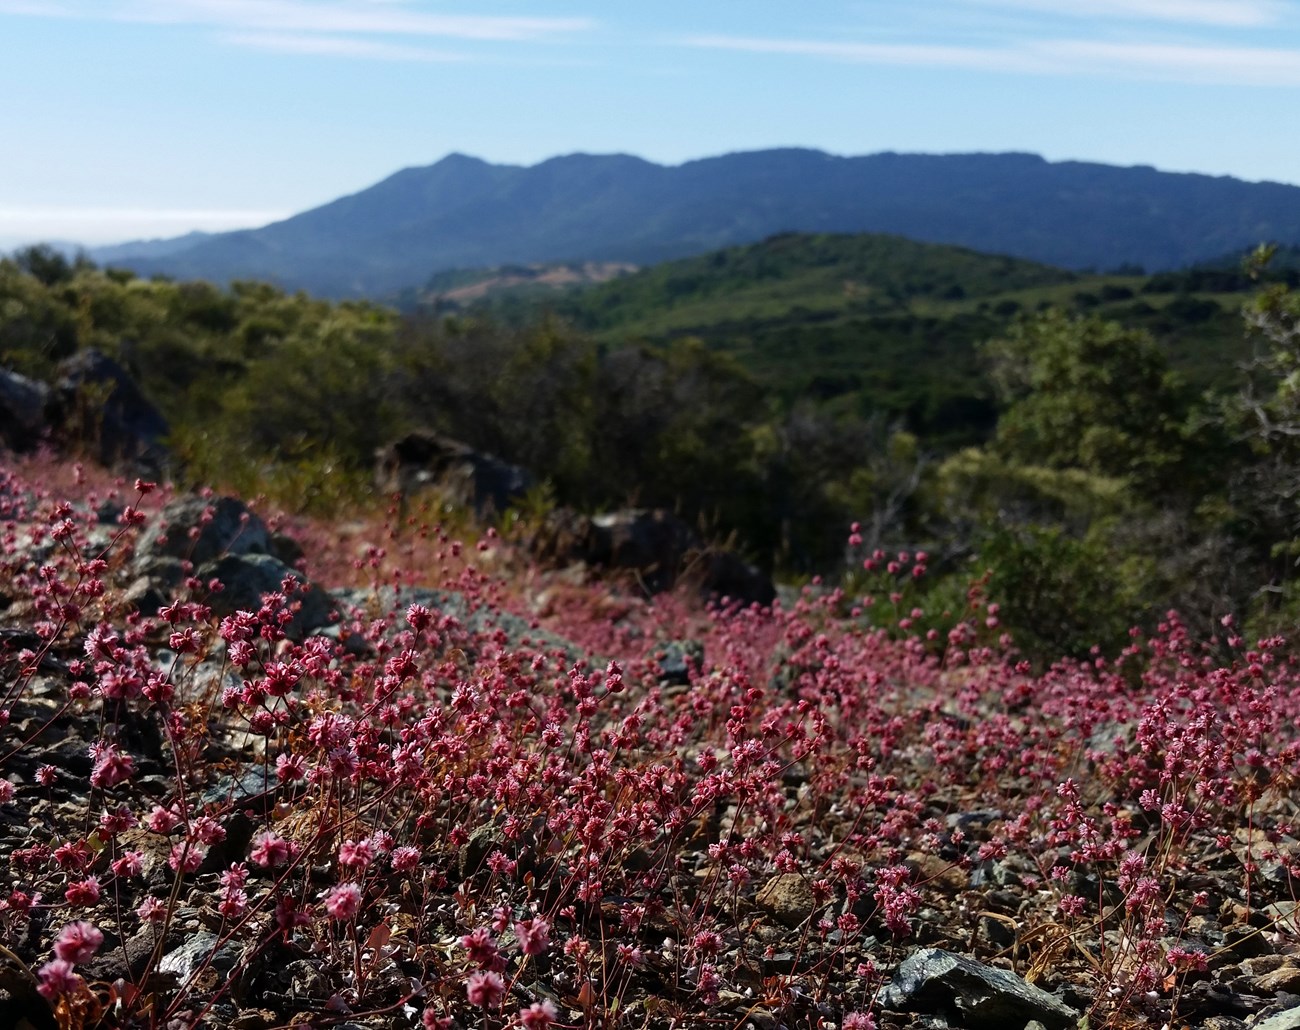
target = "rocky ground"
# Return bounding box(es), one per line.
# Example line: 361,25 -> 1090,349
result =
4,461 -> 1300,1030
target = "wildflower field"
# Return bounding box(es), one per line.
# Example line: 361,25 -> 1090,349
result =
3,457 -> 1300,1030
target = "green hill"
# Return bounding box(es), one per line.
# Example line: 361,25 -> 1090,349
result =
444,232 -> 1257,443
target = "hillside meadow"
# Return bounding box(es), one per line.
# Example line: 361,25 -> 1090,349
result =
3,454 -> 1300,1029
2,236 -> 1300,1027
5,237 -> 1300,659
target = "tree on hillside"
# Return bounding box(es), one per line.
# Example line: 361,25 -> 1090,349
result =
1220,255 -> 1300,629
984,310 -> 1196,495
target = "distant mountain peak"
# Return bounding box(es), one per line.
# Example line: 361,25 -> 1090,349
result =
90,148 -> 1300,298
435,151 -> 494,167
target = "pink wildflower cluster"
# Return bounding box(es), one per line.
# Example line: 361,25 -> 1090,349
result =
4,469 -> 1300,1030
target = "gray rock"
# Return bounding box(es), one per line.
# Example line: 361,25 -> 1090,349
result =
199,766 -> 274,808
121,573 -> 177,617
1256,1006 -> 1300,1030
459,820 -> 511,878
82,928 -> 167,982
655,639 -> 703,685
269,530 -> 305,567
979,914 -> 1016,948
330,585 -> 582,660
879,948 -> 1078,1030
280,958 -> 328,1000
375,430 -> 533,517
135,495 -> 271,570
1267,902 -> 1300,928
0,366 -> 50,451
159,932 -> 243,979
529,506 -> 774,605
1257,967 -> 1300,994
199,553 -> 333,638
51,348 -> 169,472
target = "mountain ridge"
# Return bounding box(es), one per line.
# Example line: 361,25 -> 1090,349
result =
90,148 -> 1300,297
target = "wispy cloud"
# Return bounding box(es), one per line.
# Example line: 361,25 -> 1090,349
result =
0,1 -> 594,43
1050,39 -> 1300,85
0,0 -> 72,13
220,31 -> 466,61
684,35 -> 1036,73
683,33 -> 1300,86
114,0 -> 592,42
963,0 -> 1286,28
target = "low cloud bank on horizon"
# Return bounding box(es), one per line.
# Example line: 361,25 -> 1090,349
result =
0,207 -> 291,248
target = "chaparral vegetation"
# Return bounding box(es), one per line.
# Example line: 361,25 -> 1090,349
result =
2,240 -> 1300,1029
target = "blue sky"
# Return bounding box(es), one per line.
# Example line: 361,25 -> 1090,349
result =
2,0 -> 1299,246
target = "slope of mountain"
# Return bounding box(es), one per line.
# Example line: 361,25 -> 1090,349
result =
409,260 -> 638,307
467,231 -> 1076,331
103,149 -> 1300,298
91,230 -> 214,263
456,231 -> 1254,441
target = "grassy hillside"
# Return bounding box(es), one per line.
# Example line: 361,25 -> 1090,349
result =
444,232 -> 1263,442
8,239 -> 1300,648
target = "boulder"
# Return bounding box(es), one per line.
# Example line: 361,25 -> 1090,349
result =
527,506 -> 597,568
0,367 -> 50,451
133,495 -> 273,571
686,548 -> 776,607
50,348 -> 169,472
591,509 -> 698,592
528,506 -> 775,605
375,430 -> 532,516
879,948 -> 1079,1030
1257,1007 -> 1300,1030
199,553 -> 333,639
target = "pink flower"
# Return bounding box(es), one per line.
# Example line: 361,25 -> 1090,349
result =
406,604 -> 432,632
99,805 -> 136,836
843,1014 -> 876,1030
515,916 -> 551,957
391,845 -> 421,872
275,894 -> 311,938
421,1007 -> 451,1030
520,999 -> 558,1029
219,863 -> 249,889
218,888 -> 248,919
89,742 -> 135,789
325,883 -> 362,920
191,816 -> 226,845
36,959 -> 82,1001
460,927 -> 501,969
169,841 -> 205,874
146,805 -> 183,833
136,896 -> 167,923
249,831 -> 293,868
275,752 -> 307,782
337,839 -> 374,872
64,877 -> 100,907
466,969 -> 506,1009
53,921 -> 103,964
